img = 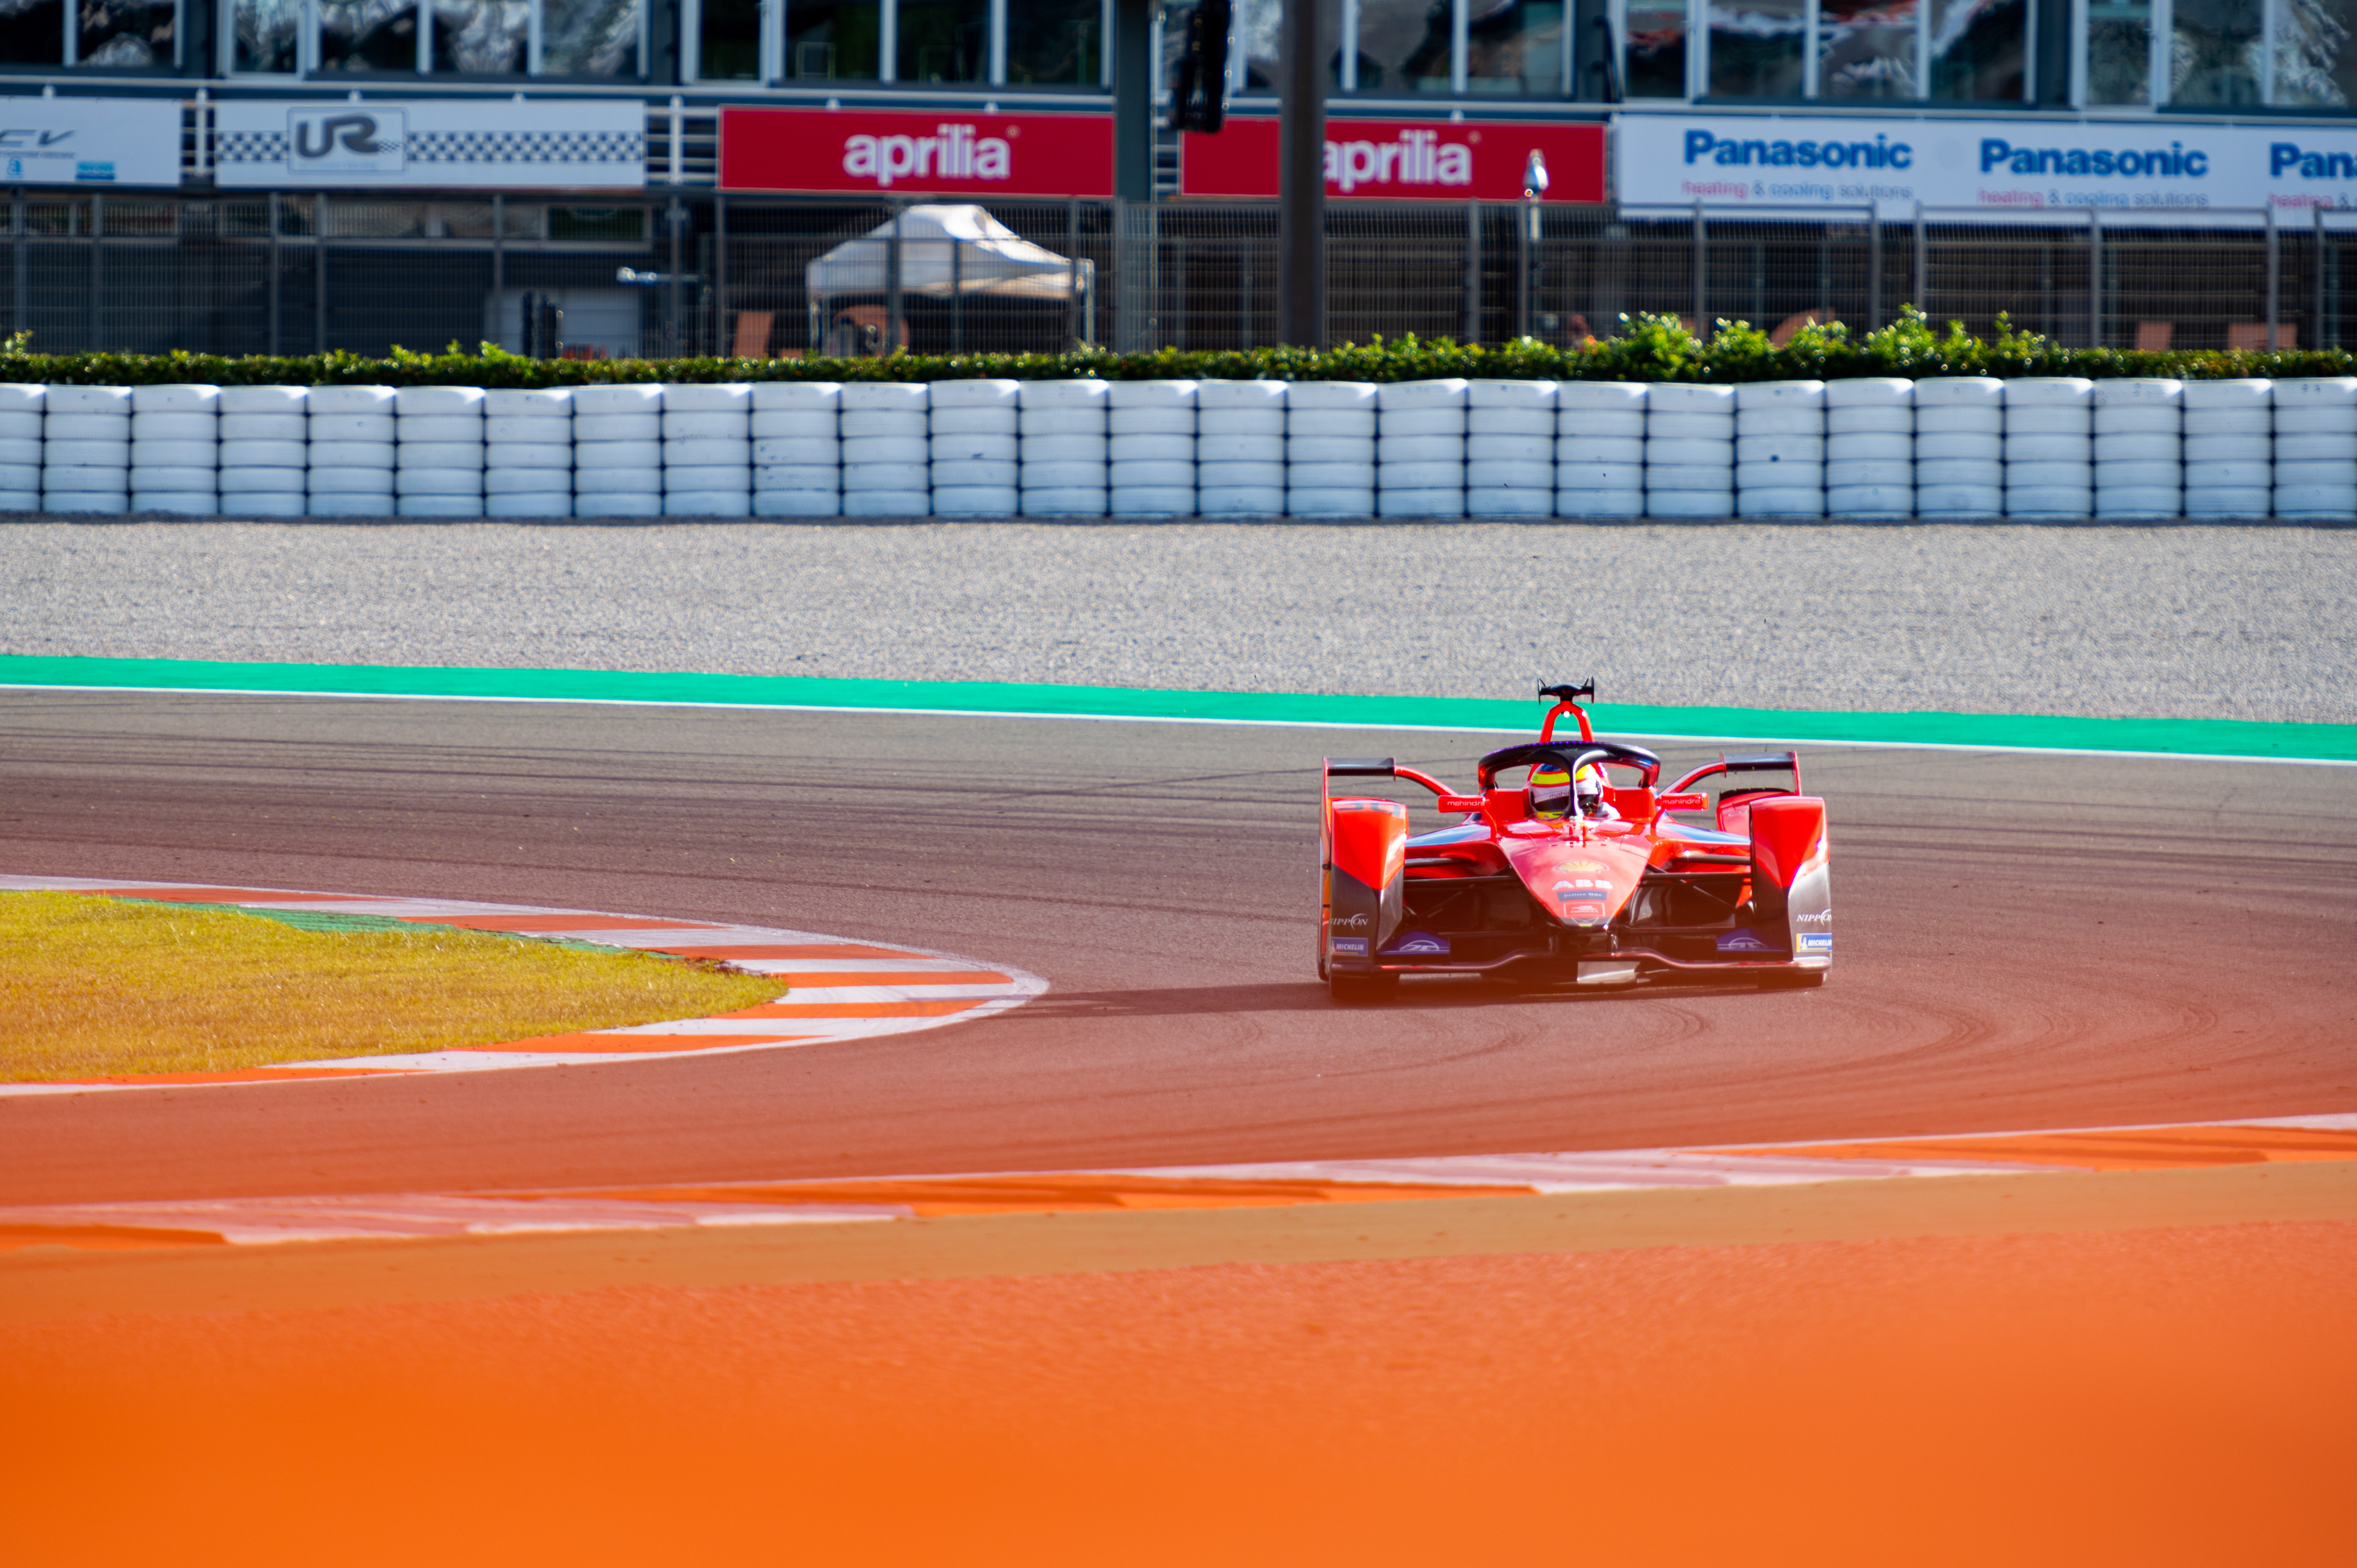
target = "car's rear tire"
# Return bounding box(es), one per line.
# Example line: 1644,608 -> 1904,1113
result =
1757,969 -> 1824,989
1329,971 -> 1400,1005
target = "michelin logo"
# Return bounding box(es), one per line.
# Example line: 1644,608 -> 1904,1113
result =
1330,936 -> 1368,957
1799,933 -> 1833,951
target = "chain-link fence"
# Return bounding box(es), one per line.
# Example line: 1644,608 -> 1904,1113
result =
1,188 -> 2341,359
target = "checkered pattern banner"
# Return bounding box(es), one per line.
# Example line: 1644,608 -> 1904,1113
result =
407,130 -> 642,166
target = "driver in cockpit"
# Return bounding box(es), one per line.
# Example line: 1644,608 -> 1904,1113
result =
1530,762 -> 1617,821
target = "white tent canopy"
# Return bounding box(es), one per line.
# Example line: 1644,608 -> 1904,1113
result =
804,205 -> 1084,302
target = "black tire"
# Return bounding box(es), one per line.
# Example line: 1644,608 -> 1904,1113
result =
1757,969 -> 1825,990
1329,970 -> 1400,1005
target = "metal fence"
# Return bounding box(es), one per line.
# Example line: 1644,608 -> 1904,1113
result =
1,189 -> 2343,360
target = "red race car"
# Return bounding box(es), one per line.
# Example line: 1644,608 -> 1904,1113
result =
1319,681 -> 1832,1003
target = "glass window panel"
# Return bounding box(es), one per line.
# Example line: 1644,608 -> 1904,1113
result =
1625,0 -> 1689,93
897,0 -> 985,80
1355,0 -> 1454,91
0,0 -> 63,62
1708,0 -> 1804,94
77,0 -> 171,63
318,0 -> 419,69
2086,0 -> 2150,99
2169,0 -> 2262,101
784,0 -> 879,79
1006,0 -> 1099,83
696,0 -> 757,75
2272,0 -> 2355,104
1818,0 -> 1918,95
233,0 -> 297,69
1466,0 -> 1565,93
1927,0 -> 2023,96
431,0 -> 527,70
1236,0 -> 1276,87
544,0 -> 638,72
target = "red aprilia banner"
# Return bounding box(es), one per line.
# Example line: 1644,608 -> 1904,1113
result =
1181,118 -> 1606,202
720,107 -> 1115,198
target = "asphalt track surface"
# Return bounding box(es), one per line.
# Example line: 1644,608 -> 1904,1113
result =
4,688 -> 2353,1208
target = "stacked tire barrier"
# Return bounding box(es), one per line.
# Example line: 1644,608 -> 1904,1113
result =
0,377 -> 2349,521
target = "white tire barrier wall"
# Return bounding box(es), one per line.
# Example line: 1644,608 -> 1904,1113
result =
754,380 -> 841,518
1286,379 -> 1376,519
220,386 -> 308,518
1733,380 -> 1825,519
1109,379 -> 1196,518
1556,380 -> 1645,517
1197,379 -> 1285,517
1467,379 -> 1555,518
1644,382 -> 1734,519
6,377 -> 2349,522
484,387 -> 573,520
931,377 -> 1019,517
841,381 -> 929,517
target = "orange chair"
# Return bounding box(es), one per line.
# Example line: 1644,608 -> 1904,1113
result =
1770,309 -> 1838,346
2134,321 -> 2173,351
730,310 -> 776,359
2227,322 -> 2296,350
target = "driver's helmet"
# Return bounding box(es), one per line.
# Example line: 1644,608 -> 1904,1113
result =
1575,763 -> 1606,817
1530,763 -> 1573,819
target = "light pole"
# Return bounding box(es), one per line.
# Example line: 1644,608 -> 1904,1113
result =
1519,150 -> 1548,343
1279,0 -> 1332,349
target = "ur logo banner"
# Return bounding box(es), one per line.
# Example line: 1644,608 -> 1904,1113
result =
288,109 -> 406,175
215,99 -> 644,189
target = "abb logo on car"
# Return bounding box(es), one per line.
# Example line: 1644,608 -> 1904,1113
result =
1182,118 -> 1605,203
721,107 -> 1114,197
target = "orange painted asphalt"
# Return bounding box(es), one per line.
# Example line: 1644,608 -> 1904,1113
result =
7,1215 -> 2350,1566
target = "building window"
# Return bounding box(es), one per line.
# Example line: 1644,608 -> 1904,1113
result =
2083,0 -> 2151,98
1005,0 -> 1101,83
697,0 -> 758,75
2274,0 -> 2357,103
229,0 -> 640,74
1928,0 -> 2027,97
2168,0 -> 2262,102
897,0 -> 986,80
1708,0 -> 1805,94
1624,0 -> 1692,91
1818,0 -> 1919,95
1465,0 -> 1567,92
0,0 -> 176,63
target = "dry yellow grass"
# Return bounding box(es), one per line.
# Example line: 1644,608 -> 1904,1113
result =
0,891 -> 784,1081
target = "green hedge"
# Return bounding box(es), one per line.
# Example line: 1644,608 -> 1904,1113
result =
3,311 -> 2350,387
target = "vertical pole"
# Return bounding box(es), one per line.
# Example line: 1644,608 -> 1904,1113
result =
950,235 -> 962,355
1175,230 -> 1187,350
884,201 -> 902,356
267,192 -> 281,357
716,194 -> 729,355
1240,237 -> 1254,348
1465,201 -> 1481,344
2318,203 -> 2331,350
316,193 -> 328,353
1517,198 -> 1531,341
1913,201 -> 1926,320
492,192 -> 505,349
1113,0 -> 1153,202
1066,197 -> 1080,349
10,187 -> 23,341
1868,207 -> 1881,331
668,195 -> 685,357
2088,205 -> 2102,348
2265,201 -> 2280,351
1278,0 -> 1329,347
1692,197 -> 1706,340
88,194 -> 101,351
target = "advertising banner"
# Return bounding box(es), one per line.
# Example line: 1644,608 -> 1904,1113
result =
1180,118 -> 1607,202
0,95 -> 181,187
721,107 -> 1114,198
215,100 -> 644,189
1616,112 -> 2357,223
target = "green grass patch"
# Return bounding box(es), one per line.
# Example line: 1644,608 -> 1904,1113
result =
0,890 -> 784,1081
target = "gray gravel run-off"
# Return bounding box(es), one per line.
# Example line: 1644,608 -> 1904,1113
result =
2,519 -> 2351,723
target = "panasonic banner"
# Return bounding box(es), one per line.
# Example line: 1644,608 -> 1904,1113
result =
215,100 -> 645,189
1615,114 -> 2357,224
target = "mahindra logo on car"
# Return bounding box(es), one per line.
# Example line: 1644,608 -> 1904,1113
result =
843,124 -> 1011,188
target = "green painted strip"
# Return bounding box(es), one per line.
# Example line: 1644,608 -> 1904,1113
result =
2,653 -> 2351,763
97,897 -> 636,953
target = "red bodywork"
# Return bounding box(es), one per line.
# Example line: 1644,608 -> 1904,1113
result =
1319,690 -> 1832,996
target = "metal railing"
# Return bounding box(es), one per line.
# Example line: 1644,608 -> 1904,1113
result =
2,189 -> 2341,359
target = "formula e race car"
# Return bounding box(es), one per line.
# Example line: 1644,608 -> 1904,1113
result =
1319,681 -> 1832,1003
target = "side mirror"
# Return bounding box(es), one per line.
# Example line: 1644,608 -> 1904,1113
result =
1655,793 -> 1708,812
